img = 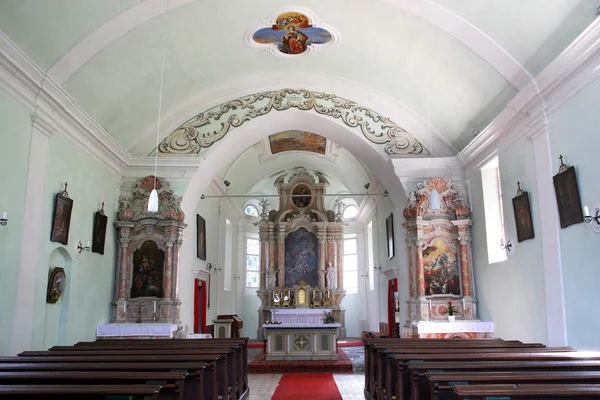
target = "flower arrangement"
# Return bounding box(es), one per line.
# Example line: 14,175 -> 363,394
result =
445,301 -> 456,316
323,311 -> 336,324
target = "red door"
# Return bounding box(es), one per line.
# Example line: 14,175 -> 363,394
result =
193,279 -> 207,334
388,278 -> 398,338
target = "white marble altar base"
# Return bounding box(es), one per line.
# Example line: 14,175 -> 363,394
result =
270,308 -> 331,325
264,323 -> 340,360
96,323 -> 178,338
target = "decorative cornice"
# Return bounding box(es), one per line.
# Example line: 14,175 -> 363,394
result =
192,267 -> 211,282
459,18 -> 600,175
383,269 -> 398,280
0,30 -> 129,177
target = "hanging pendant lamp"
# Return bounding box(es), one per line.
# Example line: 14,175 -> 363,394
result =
148,45 -> 166,213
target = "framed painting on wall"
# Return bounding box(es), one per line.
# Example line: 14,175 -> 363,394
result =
50,186 -> 73,245
197,214 -> 206,260
553,166 -> 584,228
92,206 -> 108,254
386,213 -> 395,260
46,267 -> 66,304
512,191 -> 534,242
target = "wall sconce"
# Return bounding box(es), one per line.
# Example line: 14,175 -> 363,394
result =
206,263 -> 213,272
500,238 -> 512,252
583,205 -> 600,233
0,211 -> 7,226
77,240 -> 91,253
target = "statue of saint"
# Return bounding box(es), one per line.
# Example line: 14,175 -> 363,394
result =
326,261 -> 337,290
267,263 -> 277,291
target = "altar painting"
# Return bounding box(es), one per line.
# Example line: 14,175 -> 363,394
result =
423,238 -> 460,295
131,240 -> 165,298
284,228 -> 318,287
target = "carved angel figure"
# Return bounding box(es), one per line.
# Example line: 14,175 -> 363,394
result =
326,261 -> 337,290
267,263 -> 277,291
118,196 -> 133,221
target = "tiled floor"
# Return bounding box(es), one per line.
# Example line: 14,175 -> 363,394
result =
247,373 -> 365,400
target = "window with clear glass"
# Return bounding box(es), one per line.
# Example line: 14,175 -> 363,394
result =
343,205 -> 359,220
244,205 -> 259,217
246,237 -> 260,288
367,221 -> 375,290
224,219 -> 233,291
343,233 -> 358,292
481,157 -> 507,264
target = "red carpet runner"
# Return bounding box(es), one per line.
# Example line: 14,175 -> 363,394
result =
272,373 -> 342,400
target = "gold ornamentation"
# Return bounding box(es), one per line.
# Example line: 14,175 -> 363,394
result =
294,334 -> 310,350
158,89 -> 429,156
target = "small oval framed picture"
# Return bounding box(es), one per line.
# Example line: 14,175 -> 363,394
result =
46,267 -> 66,304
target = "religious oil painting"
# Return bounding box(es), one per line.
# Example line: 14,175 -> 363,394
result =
92,210 -> 108,254
284,227 -> 319,287
46,267 -> 66,304
513,191 -> 534,242
197,214 -> 206,260
553,166 -> 584,228
269,131 -> 327,155
423,238 -> 460,296
50,191 -> 73,245
386,213 -> 395,260
252,12 -> 333,55
131,240 -> 165,298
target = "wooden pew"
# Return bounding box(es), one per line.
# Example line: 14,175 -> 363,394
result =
407,360 -> 600,400
452,383 -> 600,399
0,371 -> 187,400
385,347 -> 573,400
364,339 -> 546,400
0,355 -> 223,400
20,348 -> 237,400
64,338 -> 249,398
391,352 -> 600,400
0,362 -> 206,400
363,338 -> 533,397
427,370 -> 600,400
0,384 -> 163,399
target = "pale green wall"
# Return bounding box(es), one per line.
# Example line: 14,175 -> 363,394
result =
375,195 -> 396,327
31,133 -> 119,350
470,136 -> 548,343
0,89 -> 32,355
548,78 -> 600,350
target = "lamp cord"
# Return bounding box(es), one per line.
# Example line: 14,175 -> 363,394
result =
153,44 -> 166,191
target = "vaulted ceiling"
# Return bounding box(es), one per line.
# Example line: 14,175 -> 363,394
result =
1,0 -> 597,156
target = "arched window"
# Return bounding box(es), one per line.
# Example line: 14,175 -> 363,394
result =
343,205 -> 359,219
244,205 -> 259,217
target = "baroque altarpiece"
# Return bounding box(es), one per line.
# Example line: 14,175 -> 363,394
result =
255,168 -> 346,338
111,176 -> 187,337
402,178 -> 491,338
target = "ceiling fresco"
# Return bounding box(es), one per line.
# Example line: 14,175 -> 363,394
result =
269,131 -> 327,155
251,11 -> 334,56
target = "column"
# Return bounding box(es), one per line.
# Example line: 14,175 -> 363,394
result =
415,238 -> 426,297
406,235 -> 416,298
172,237 -> 183,324
336,234 -> 343,290
10,118 -> 54,354
318,228 -> 326,289
259,229 -> 268,289
116,226 -> 133,299
277,229 -> 285,287
268,230 -> 276,276
458,236 -> 472,297
163,238 -> 175,299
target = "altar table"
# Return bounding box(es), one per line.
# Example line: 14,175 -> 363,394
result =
96,323 -> 178,339
410,320 -> 494,339
263,323 -> 341,360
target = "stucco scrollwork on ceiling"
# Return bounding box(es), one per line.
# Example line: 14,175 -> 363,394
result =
157,89 -> 430,157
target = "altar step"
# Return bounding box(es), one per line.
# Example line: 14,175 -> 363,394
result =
248,348 -> 353,373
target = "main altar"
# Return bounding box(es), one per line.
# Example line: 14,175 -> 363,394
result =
255,167 -> 346,348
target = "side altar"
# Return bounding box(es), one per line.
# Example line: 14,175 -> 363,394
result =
402,178 -> 493,339
255,168 -> 346,340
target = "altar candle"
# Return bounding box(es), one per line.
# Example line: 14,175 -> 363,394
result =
153,300 -> 157,313
428,298 -> 432,309
584,206 -> 590,217
462,298 -> 466,311
123,301 -> 127,313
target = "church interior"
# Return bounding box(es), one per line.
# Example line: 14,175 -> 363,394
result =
1,1 -> 600,399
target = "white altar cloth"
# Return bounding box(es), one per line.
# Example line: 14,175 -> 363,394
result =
413,320 -> 493,334
96,323 -> 178,338
270,308 -> 331,325
263,323 -> 341,329
186,333 -> 213,339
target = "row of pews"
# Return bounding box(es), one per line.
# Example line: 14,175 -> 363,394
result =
363,336 -> 600,400
0,337 -> 249,399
